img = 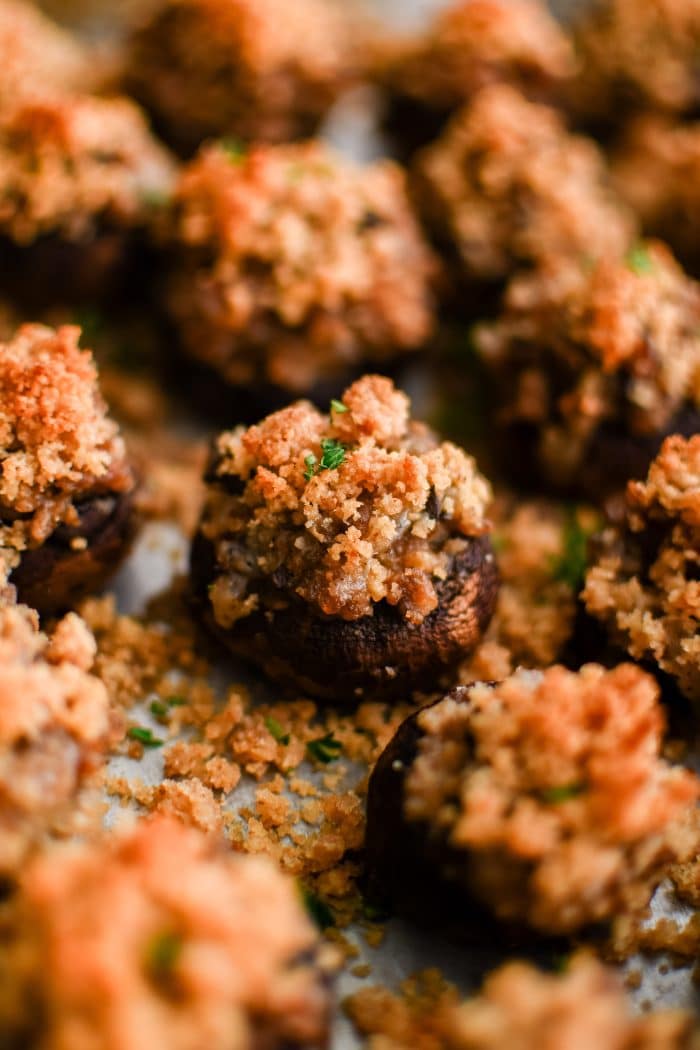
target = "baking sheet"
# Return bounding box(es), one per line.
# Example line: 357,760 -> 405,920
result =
54,0 -> 699,1042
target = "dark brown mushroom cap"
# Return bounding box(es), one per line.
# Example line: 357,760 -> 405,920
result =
190,532 -> 499,703
9,487 -> 137,616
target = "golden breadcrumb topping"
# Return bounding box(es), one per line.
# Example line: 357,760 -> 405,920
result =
0,0 -> 91,114
475,242 -> 700,486
0,324 -> 133,546
0,93 -> 175,244
201,375 -> 492,625
0,603 -> 112,870
0,815 -> 332,1050
126,0 -> 357,150
413,84 -> 634,282
160,141 -> 436,391
573,0 -> 700,121
406,664 -> 700,933
378,0 -> 575,111
346,953 -> 694,1050
584,436 -> 700,700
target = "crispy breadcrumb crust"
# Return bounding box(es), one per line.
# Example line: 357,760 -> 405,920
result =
159,141 -> 437,393
346,953 -> 695,1050
612,116 -> 700,272
412,84 -> 634,285
475,242 -> 700,490
0,324 -> 134,550
200,375 -> 492,626
404,665 -> 700,934
0,0 -> 91,115
584,436 -> 700,701
0,93 -> 175,245
572,0 -> 700,124
0,815 -> 333,1049
0,603 -> 113,871
376,0 -> 575,114
125,0 -> 358,153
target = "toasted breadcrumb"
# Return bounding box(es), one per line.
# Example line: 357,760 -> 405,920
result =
346,954 -> 695,1050
0,93 -> 174,245
405,665 -> 700,933
584,436 -> 700,701
0,602 -> 114,871
200,375 -> 491,626
159,142 -> 437,393
125,0 -> 358,154
0,815 -> 334,1049
412,84 -> 634,285
0,324 -> 133,550
475,243 -> 700,492
376,0 -> 574,116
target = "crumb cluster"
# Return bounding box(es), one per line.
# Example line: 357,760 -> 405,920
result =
584,435 -> 700,701
412,84 -> 634,285
159,141 -> 436,393
0,815 -> 334,1049
405,665 -> 700,933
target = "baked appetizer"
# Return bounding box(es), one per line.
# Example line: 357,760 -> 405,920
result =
584,436 -> 700,703
191,375 -> 498,701
0,0 -> 91,115
0,92 -> 175,307
367,664 -> 700,935
612,115 -> 700,275
124,0 -> 357,156
375,0 -> 575,157
157,140 -> 436,402
0,604 -> 113,873
412,85 -> 634,301
0,815 -> 334,1049
571,0 -> 700,131
474,241 -> 700,501
348,952 -> 695,1050
0,324 -> 137,614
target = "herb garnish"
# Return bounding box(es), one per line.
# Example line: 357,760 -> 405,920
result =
127,726 -> 164,748
303,438 -> 347,481
626,243 -> 654,276
146,930 -> 183,982
299,885 -> 335,929
149,700 -> 169,719
306,732 -> 343,764
539,783 -> 585,804
330,399 -> 348,414
551,511 -> 597,592
219,136 -> 246,163
265,716 -> 290,746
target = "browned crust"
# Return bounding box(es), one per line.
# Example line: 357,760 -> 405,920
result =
190,533 -> 499,702
10,488 -> 137,615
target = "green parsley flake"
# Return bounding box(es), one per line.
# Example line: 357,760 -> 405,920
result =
149,700 -> 169,719
539,783 -> 585,804
166,695 -> 187,707
306,732 -> 342,764
219,137 -> 246,163
303,439 -> 347,481
304,453 -> 318,482
265,716 -> 290,746
299,884 -> 335,930
146,930 -> 183,981
127,726 -> 164,748
330,399 -> 348,414
626,244 -> 654,276
551,511 -> 596,592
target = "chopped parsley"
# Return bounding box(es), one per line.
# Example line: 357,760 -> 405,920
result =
626,243 -> 654,276
299,885 -> 335,930
551,511 -> 597,592
149,700 -> 169,719
146,930 -> 183,982
127,726 -> 164,748
539,782 -> 586,804
306,732 -> 342,764
330,398 -> 348,414
265,716 -> 290,746
219,136 -> 246,163
166,695 -> 187,707
303,438 -> 347,481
